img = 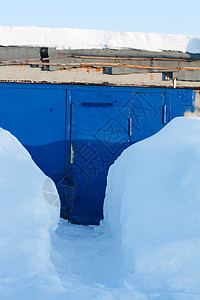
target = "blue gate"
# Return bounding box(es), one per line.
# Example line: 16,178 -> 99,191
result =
0,83 -> 195,224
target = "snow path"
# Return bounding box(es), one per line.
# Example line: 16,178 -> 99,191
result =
50,220 -> 200,300
50,219 -> 147,299
51,220 -> 113,287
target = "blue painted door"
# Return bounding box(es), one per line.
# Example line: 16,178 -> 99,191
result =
65,88 -> 168,224
67,88 -> 133,224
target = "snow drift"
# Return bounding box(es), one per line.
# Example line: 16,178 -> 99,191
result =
0,128 -> 61,298
104,117 -> 200,294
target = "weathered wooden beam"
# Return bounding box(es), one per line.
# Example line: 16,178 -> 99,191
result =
42,55 -> 200,62
1,55 -> 200,66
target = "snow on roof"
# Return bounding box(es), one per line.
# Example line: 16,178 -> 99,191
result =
0,26 -> 200,53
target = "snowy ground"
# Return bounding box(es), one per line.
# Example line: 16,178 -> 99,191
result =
50,219 -> 200,300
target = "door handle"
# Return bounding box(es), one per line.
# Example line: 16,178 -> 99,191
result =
70,143 -> 74,164
162,105 -> 167,124
128,117 -> 132,137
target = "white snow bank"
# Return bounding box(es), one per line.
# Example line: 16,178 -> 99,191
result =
0,128 -> 61,298
0,26 -> 200,53
104,117 -> 200,294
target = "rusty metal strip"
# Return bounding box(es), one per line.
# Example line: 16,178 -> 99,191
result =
3,61 -> 200,72
0,79 -> 198,90
19,62 -> 200,71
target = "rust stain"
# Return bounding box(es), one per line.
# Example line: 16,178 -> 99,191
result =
150,73 -> 154,80
66,66 -> 103,72
95,67 -> 103,72
86,67 -> 91,73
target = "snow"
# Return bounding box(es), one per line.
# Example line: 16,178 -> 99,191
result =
0,26 -> 200,53
0,128 -> 61,299
104,117 -> 200,298
2,117 -> 200,299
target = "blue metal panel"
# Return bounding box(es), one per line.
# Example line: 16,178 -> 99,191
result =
132,92 -> 165,142
0,83 -> 196,224
166,89 -> 195,121
0,84 -> 67,212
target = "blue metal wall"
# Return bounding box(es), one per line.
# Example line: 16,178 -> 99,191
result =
0,83 -> 195,224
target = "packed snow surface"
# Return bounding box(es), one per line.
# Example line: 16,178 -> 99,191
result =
0,26 -> 200,53
2,117 -> 200,299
